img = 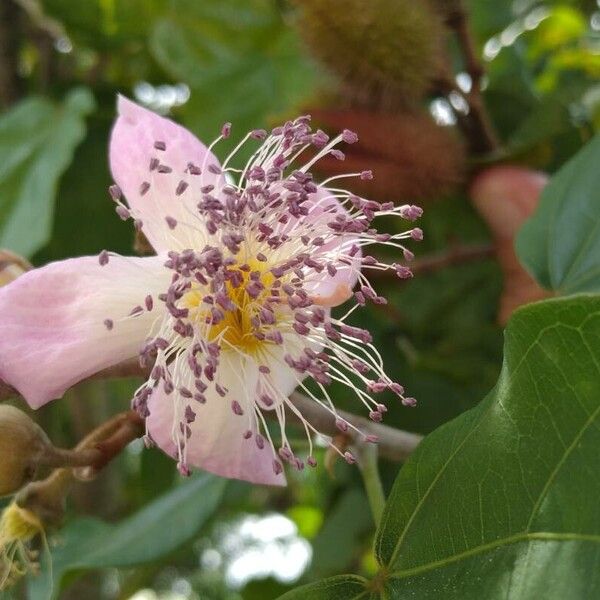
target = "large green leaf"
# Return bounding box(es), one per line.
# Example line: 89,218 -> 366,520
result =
283,295 -> 600,599
516,134 -> 600,294
376,294 -> 600,598
0,89 -> 95,258
28,473 -> 227,599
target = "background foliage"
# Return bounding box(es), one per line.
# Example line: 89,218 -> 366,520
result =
0,0 -> 599,598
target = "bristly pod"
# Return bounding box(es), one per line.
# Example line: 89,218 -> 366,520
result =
294,0 -> 447,108
311,107 -> 466,202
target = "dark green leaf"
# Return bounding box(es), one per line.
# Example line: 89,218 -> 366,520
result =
309,489 -> 374,577
278,574 -> 370,600
373,295 -> 600,598
34,113 -> 138,264
0,89 -> 94,258
28,473 -> 226,599
516,134 -> 600,294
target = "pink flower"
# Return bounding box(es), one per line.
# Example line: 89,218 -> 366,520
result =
0,97 -> 422,485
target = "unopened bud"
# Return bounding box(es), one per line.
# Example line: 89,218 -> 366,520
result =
0,250 -> 31,287
0,406 -> 52,497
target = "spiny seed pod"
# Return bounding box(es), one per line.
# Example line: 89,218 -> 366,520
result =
428,0 -> 463,18
295,0 -> 446,108
0,250 -> 31,287
0,406 -> 52,497
312,107 -> 466,201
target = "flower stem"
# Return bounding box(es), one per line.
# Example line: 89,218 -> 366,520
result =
356,443 -> 386,526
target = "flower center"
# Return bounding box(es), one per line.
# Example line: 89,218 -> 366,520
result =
180,257 -> 279,355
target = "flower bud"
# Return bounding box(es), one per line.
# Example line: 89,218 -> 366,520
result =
0,250 -> 31,287
0,406 -> 52,497
295,0 -> 446,107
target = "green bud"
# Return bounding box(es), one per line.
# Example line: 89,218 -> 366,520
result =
0,406 -> 52,497
0,250 -> 31,287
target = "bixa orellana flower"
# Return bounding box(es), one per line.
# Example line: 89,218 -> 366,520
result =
0,97 -> 422,485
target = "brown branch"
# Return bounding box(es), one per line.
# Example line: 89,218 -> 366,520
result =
42,410 -> 145,476
289,392 -> 422,461
441,2 -> 500,154
369,242 -> 495,282
0,0 -> 24,109
15,411 -> 144,525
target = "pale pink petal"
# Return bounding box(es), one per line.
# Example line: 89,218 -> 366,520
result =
254,331 -> 323,410
109,96 -> 223,252
0,255 -> 170,408
470,166 -> 548,239
300,186 -> 362,301
147,353 -> 286,486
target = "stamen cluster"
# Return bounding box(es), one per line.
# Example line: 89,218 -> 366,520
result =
104,114 -> 422,477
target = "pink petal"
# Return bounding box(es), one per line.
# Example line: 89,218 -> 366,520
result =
147,353 -> 286,486
109,96 -> 223,252
254,332 -> 319,410
0,255 -> 170,408
301,186 -> 362,302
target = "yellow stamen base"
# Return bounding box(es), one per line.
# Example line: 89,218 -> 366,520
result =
181,258 -> 278,355
0,502 -> 44,590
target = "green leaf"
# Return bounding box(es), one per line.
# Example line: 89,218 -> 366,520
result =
28,473 -> 226,599
309,489 -> 374,577
149,0 -> 316,155
374,295 -> 600,598
278,575 -> 371,600
0,88 -> 95,258
516,134 -> 600,294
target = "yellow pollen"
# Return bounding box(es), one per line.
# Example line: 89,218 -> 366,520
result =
180,258 -> 278,354
1,503 -> 42,545
0,502 -> 44,590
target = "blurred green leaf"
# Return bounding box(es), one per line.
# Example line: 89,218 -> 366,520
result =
309,489 -> 373,578
34,109 -> 139,264
0,88 -> 94,258
149,0 -> 316,151
464,0 -> 513,42
528,6 -> 586,60
28,473 -> 227,599
279,574 -> 370,600
516,134 -> 600,293
42,0 -> 163,48
507,95 -> 573,152
287,505 -> 324,540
